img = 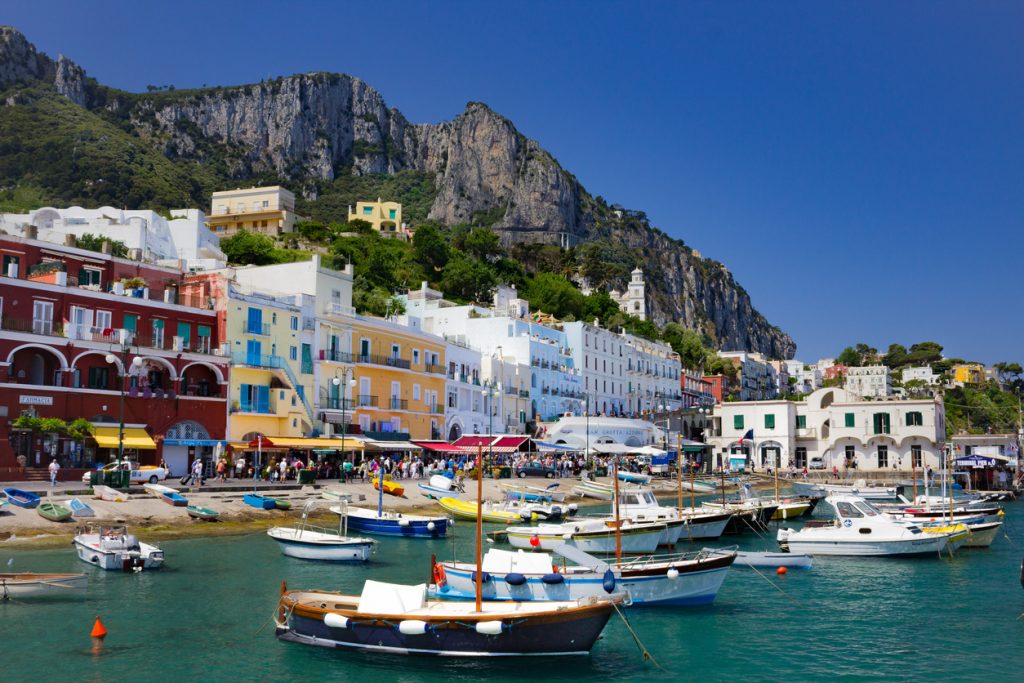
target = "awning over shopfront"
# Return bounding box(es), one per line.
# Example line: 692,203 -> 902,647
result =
411,440 -> 470,454
534,441 -> 582,452
364,440 -> 418,451
93,427 -> 157,450
231,436 -> 366,451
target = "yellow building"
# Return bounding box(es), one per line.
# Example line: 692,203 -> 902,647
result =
952,363 -> 985,386
221,281 -> 315,441
348,198 -> 403,234
208,186 -> 303,237
321,314 -> 446,440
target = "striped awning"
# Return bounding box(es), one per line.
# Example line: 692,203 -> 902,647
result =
231,436 -> 366,451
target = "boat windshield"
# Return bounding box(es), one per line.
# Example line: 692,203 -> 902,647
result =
640,492 -> 657,505
621,494 -> 640,505
835,502 -> 863,518
853,502 -> 879,517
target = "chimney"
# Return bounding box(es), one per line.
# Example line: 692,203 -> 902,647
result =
24,225 -> 38,240
101,240 -> 113,255
64,233 -> 77,247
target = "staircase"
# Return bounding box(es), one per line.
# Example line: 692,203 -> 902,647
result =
22,468 -> 50,482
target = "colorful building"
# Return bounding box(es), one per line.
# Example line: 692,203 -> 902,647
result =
348,198 -> 403,234
0,234 -> 228,479
207,186 -> 303,237
951,363 -> 985,386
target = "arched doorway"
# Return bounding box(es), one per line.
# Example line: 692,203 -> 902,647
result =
448,422 -> 463,442
163,420 -> 213,476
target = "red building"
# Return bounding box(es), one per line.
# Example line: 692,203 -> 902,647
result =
704,374 -> 731,405
680,368 -> 715,409
0,235 -> 229,480
823,364 -> 848,380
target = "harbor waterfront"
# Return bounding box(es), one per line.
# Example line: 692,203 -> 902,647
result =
1,488 -> 1021,681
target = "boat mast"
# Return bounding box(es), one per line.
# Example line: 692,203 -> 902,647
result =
689,439 -> 696,511
377,455 -> 384,519
676,433 -> 683,516
911,447 -> 917,503
947,445 -> 953,524
475,444 -> 484,612
774,449 -> 780,503
613,457 -> 622,564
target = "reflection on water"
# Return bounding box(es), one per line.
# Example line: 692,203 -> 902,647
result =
1,498 -> 1021,682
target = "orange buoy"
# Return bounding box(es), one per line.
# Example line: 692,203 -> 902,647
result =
776,566 -> 788,576
91,616 -> 107,639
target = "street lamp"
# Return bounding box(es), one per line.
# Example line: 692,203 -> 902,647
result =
332,369 -> 357,474
484,380 -> 502,465
105,343 -> 143,464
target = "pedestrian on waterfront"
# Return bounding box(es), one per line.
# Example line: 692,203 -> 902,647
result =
192,458 -> 204,488
159,458 -> 170,477
235,457 -> 245,479
279,458 -> 288,482
216,459 -> 227,482
48,458 -> 60,486
832,466 -> 838,480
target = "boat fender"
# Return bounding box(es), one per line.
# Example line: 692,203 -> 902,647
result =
602,569 -> 616,593
475,620 -> 506,636
541,573 -> 564,585
427,522 -> 436,531
505,572 -> 527,586
472,571 -> 492,584
433,563 -> 447,588
520,511 -> 532,522
666,568 -> 680,580
398,619 -> 431,635
398,519 -> 410,527
324,613 -> 350,629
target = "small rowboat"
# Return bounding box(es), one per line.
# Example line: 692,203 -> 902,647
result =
418,483 -> 457,500
3,487 -> 41,509
320,488 -> 353,502
144,483 -> 188,506
186,505 -> 220,521
618,471 -> 651,485
273,498 -> 292,511
37,502 -> 73,522
92,485 -> 129,502
703,548 -> 814,569
67,498 -> 95,517
0,573 -> 88,598
438,497 -> 522,524
372,477 -> 405,497
0,498 -> 9,513
244,493 -> 276,510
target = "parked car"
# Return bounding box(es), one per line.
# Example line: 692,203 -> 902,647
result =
82,461 -> 169,485
808,457 -> 825,470
515,464 -> 557,479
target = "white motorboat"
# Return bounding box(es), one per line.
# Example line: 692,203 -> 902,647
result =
499,495 -> 576,521
91,485 -> 129,502
269,501 -> 375,561
703,548 -> 814,569
433,545 -> 736,606
0,573 -> 89,598
572,478 -> 614,501
793,480 -> 897,500
505,518 -> 666,554
777,496 -> 955,557
499,482 -> 569,503
73,525 -> 164,571
320,488 -> 354,503
329,504 -> 448,538
614,487 -> 732,543
961,520 -> 1003,548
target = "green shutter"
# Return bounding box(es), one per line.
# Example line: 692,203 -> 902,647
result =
733,415 -> 744,430
844,412 -> 855,428
764,414 -> 775,429
197,325 -> 211,338
796,415 -> 806,429
123,314 -> 137,333
905,411 -> 922,427
176,322 -> 190,345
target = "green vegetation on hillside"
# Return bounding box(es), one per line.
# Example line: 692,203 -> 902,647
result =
296,170 -> 438,226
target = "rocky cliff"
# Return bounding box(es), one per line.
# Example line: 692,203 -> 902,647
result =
0,27 -> 795,358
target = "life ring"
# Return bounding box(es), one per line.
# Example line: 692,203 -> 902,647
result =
553,564 -> 561,574
433,563 -> 447,588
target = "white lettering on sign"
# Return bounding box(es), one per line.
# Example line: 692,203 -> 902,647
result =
19,395 -> 54,406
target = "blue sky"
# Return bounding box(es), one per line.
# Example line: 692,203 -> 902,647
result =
6,1 -> 1022,363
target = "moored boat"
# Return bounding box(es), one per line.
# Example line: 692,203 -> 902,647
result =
617,471 -> 651,485
73,524 -> 164,571
572,478 -> 614,501
143,483 -> 188,506
372,476 -> 405,497
703,548 -> 814,569
0,573 -> 88,598
506,518 -> 666,555
418,482 -> 457,500
268,501 -> 375,561
37,501 -> 73,522
499,482 -> 568,503
438,497 -> 529,524
186,505 -> 220,521
67,498 -> 95,517
331,505 -> 448,538
272,498 -> 292,510
792,480 -> 898,500
3,487 -> 41,509
92,485 -> 129,502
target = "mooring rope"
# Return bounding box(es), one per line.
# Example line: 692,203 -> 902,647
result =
744,563 -> 803,608
612,602 -> 666,672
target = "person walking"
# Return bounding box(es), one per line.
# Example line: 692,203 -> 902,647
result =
216,458 -> 227,482
191,458 -> 204,488
278,458 -> 288,482
48,458 -> 60,487
235,456 -> 246,480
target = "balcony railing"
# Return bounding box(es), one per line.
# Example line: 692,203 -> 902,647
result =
319,349 -> 412,370
428,403 -> 444,414
389,397 -> 408,410
246,322 -> 271,336
356,394 -> 378,407
230,350 -> 285,369
322,302 -> 356,317
1,317 -> 63,337
425,363 -> 445,375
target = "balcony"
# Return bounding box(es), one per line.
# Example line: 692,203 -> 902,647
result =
389,397 -> 408,410
425,363 -> 445,375
355,394 -> 379,407
322,302 -> 356,317
428,403 -> 444,415
246,322 -> 271,336
2,316 -> 63,337
230,350 -> 285,369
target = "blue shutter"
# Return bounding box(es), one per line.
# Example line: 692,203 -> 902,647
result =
256,386 -> 270,413
240,383 -> 252,411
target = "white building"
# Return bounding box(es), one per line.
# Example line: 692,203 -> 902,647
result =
845,365 -> 892,399
562,320 -> 629,417
0,206 -> 225,269
707,388 -> 946,473
608,268 -> 647,321
482,352 -> 531,435
718,351 -> 777,401
785,360 -> 821,394
443,339 -> 488,441
624,333 -> 682,415
901,366 -> 938,385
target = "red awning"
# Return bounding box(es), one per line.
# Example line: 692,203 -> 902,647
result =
411,441 -> 470,454
492,436 -> 529,450
453,436 -> 493,448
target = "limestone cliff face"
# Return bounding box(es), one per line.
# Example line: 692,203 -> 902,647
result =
0,26 -> 795,358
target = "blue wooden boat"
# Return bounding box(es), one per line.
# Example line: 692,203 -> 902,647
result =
332,505 -> 448,538
3,488 -> 41,509
244,493 -> 276,510
67,498 -> 96,517
161,491 -> 189,507
418,483 -> 458,500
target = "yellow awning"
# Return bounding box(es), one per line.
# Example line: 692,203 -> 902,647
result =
230,437 -> 365,450
93,427 -> 157,450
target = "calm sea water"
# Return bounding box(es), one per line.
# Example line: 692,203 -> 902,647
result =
2,499 -> 1022,682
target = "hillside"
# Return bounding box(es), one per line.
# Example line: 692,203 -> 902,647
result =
0,26 -> 795,358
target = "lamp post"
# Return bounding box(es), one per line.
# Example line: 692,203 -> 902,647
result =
585,393 -> 591,472
332,369 -> 357,474
484,380 -> 502,467
105,341 -> 142,464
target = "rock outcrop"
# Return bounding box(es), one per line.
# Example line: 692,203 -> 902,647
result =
0,26 -> 796,358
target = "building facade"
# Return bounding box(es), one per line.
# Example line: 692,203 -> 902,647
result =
562,321 -> 629,417
951,364 -> 985,386
0,235 -> 228,478
348,199 -> 404,234
707,388 -> 946,472
608,268 -> 647,321
207,186 -> 302,237
718,351 -> 778,401
845,365 -> 892,399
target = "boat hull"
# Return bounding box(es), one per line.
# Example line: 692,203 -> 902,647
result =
341,511 -> 448,538
269,530 -> 374,562
68,498 -> 95,517
276,599 -> 613,656
0,573 -> 88,597
186,506 -> 219,521
779,535 -> 949,556
437,555 -> 734,606
73,539 -> 164,570
506,525 -> 664,554
4,488 -> 41,509
963,521 -> 1002,548
37,503 -> 73,522
244,494 -> 276,510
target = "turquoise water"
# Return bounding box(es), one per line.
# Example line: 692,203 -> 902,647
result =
2,502 -> 1022,682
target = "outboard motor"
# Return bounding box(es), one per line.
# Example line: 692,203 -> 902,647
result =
124,534 -> 141,552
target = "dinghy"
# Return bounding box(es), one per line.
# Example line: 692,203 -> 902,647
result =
143,483 -> 188,506
703,548 -> 814,569
438,497 -> 523,524
372,476 -> 405,497
572,478 -> 614,501
244,493 -> 277,510
0,573 -> 88,599
418,482 -> 458,500
67,498 -> 95,517
186,505 -> 220,521
92,485 -> 129,502
3,488 -> 40,509
37,502 -> 73,522
268,501 -> 375,561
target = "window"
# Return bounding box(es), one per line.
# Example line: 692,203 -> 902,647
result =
764,414 -> 775,429
905,411 -> 923,427
95,310 -> 112,331
262,200 -> 269,208
87,366 -> 109,390
413,349 -> 421,366
877,445 -> 888,468
872,412 -> 891,435
733,415 -> 744,430
123,314 -> 138,334
794,447 -> 807,468
78,267 -> 101,288
289,346 -> 298,361
290,316 -> 298,331
363,206 -> 373,215
388,209 -> 396,219
177,322 -> 191,348
796,415 -> 807,429
360,338 -> 370,358
272,312 -> 277,325
2,254 -> 21,276
152,319 -> 165,347
836,502 -> 863,518
413,384 -> 421,401
911,445 -> 922,468
845,445 -> 856,463
844,412 -> 855,428
32,300 -> 54,335
246,307 -> 263,335
197,325 -> 211,353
